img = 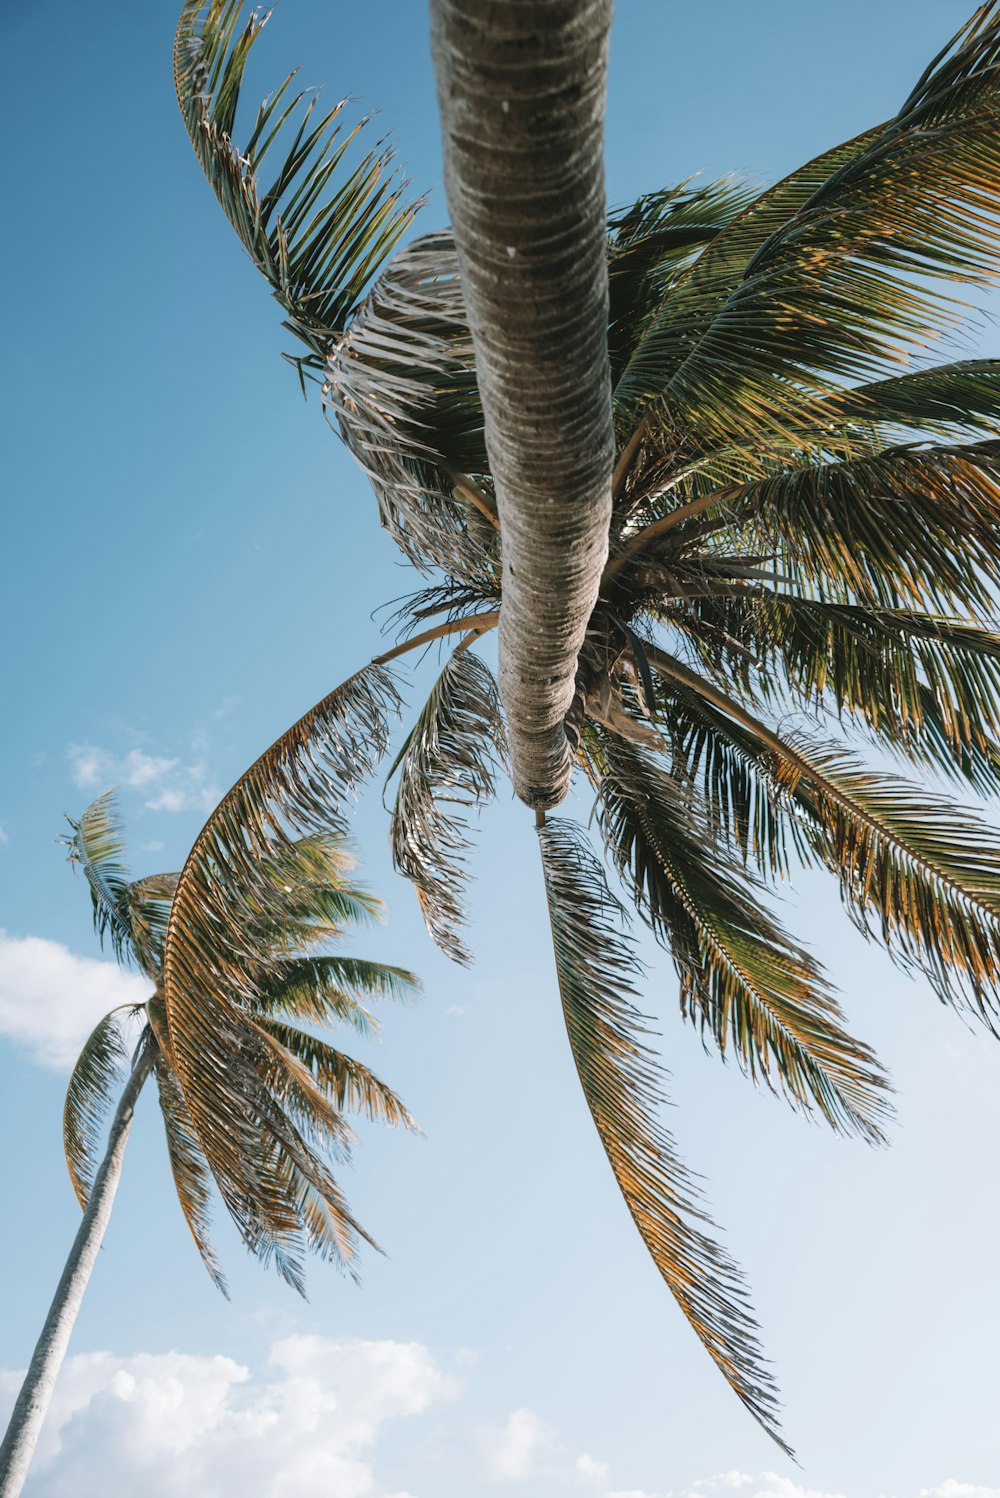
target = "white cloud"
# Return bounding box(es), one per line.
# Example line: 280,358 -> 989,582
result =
916,1487 -> 1000,1498
483,1408 -> 553,1482
576,1452 -> 611,1485
601,1478 -> 1000,1498
0,1341 -> 995,1498
0,1336 -> 455,1498
0,933 -> 147,1070
68,743 -> 219,816
0,823 -> 8,844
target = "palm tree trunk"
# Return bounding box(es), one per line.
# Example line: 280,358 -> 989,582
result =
0,1043 -> 154,1498
429,0 -> 616,810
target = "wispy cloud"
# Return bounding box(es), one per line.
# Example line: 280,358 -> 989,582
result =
0,824 -> 8,845
0,933 -> 147,1070
68,743 -> 219,815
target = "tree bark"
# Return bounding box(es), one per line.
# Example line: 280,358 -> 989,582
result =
0,1043 -> 154,1498
430,0 -> 615,809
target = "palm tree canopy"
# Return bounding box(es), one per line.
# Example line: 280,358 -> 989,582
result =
175,0 -> 1000,1454
63,790 -> 419,1295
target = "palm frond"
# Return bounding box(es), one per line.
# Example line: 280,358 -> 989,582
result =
325,232 -> 497,579
161,665 -> 400,1265
617,6 -> 1000,442
151,1033 -> 228,1295
606,178 -> 758,389
537,817 -> 791,1457
591,737 -> 891,1142
63,1011 -> 135,1209
756,441 -> 1000,614
625,441 -> 1000,616
663,590 -> 1000,793
612,123 -> 883,423
818,358 -> 1000,440
650,648 -> 1000,1025
127,873 -> 180,973
256,1020 -> 416,1130
388,645 -> 505,963
63,792 -> 134,967
174,0 -> 418,373
254,954 -> 418,1035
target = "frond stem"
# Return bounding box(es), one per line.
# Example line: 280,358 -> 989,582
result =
372,612 -> 499,665
603,487 -> 739,584
444,469 -> 501,532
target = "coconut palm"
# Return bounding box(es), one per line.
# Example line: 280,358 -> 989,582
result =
0,791 -> 417,1498
174,0 -> 1000,1455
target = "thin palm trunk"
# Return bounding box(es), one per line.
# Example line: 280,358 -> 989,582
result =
0,1042 -> 154,1498
429,0 -> 616,810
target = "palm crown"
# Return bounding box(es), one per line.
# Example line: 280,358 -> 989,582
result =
64,790 -> 417,1294
174,0 -> 1000,1454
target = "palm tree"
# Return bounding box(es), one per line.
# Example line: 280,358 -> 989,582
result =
0,791 -> 417,1498
174,0 -> 1000,1456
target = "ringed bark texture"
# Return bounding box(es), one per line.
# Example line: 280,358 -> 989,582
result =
430,0 -> 615,808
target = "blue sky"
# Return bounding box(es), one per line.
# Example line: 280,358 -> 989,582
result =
2,2 -> 1000,1495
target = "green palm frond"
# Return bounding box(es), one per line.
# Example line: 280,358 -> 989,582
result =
611,123 -> 883,424
592,737 -> 891,1142
670,594 -> 1000,792
161,665 -> 400,1268
650,649 -> 1000,1025
63,1011 -> 137,1209
606,178 -> 758,388
537,817 -> 791,1457
620,441 -> 1000,615
787,737 -> 1000,1021
817,359 -> 1000,440
246,835 -> 382,955
63,792 -> 135,968
749,442 -> 1000,614
616,5 -> 1000,443
387,645 -> 505,962
174,0 -> 419,374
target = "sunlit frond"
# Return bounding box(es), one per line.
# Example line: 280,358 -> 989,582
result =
538,817 -> 792,1457
663,592 -> 1000,793
649,648 -> 1000,1026
606,178 -> 758,389
161,665 -> 400,1269
255,1021 -> 417,1131
616,5 -> 1000,442
254,954 -> 418,1036
151,1033 -> 228,1296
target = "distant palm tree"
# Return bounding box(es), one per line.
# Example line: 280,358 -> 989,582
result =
174,0 -> 1000,1456
0,791 -> 417,1498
